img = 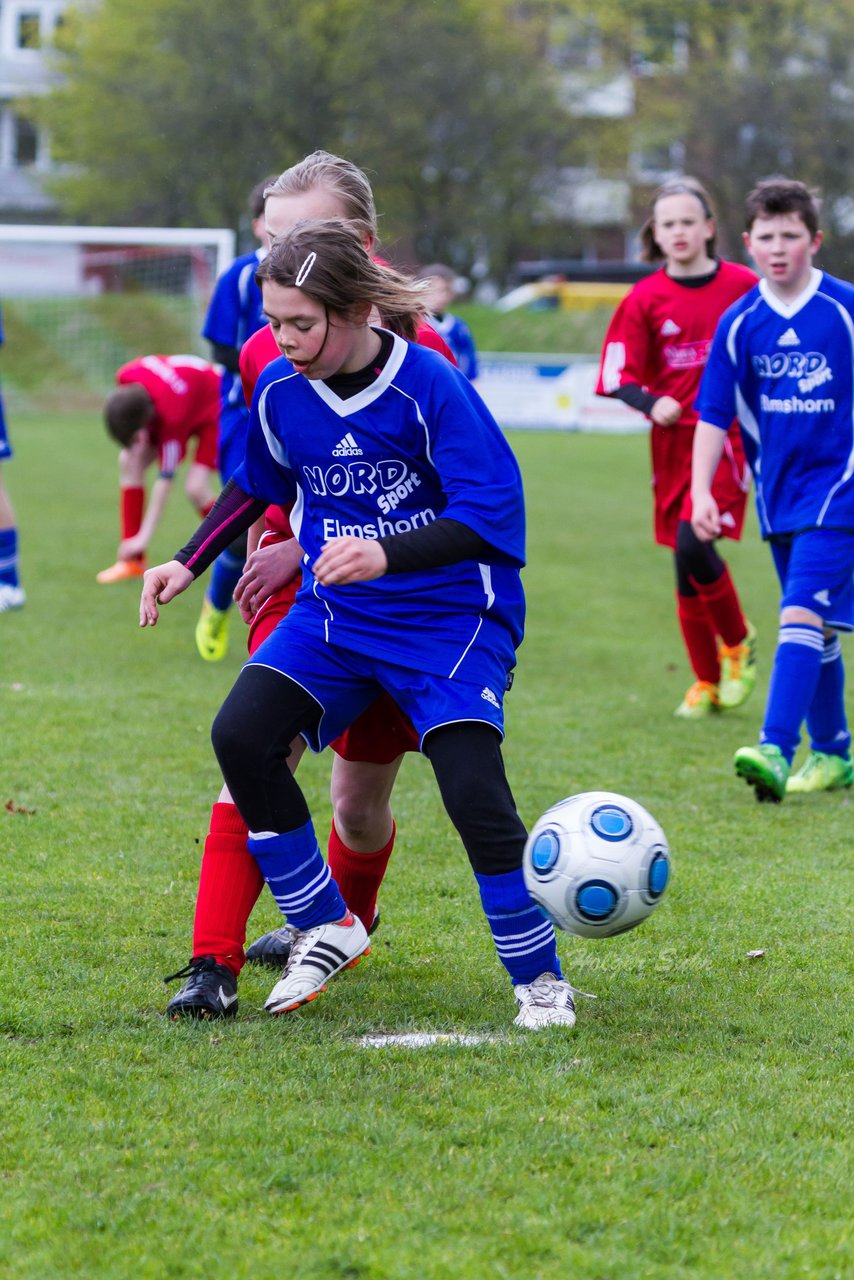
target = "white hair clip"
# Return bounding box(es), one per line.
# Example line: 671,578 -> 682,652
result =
295,252 -> 317,287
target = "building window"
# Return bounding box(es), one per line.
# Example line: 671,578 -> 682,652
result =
14,116 -> 40,166
17,11 -> 43,50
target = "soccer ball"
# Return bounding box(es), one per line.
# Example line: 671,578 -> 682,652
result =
523,791 -> 670,938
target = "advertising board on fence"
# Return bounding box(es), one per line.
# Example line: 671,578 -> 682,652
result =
476,353 -> 642,433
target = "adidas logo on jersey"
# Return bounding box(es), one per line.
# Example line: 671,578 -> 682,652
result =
480,686 -> 500,708
661,319 -> 681,336
777,327 -> 800,347
332,432 -> 363,457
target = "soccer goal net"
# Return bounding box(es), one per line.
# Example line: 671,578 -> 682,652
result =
0,225 -> 235,407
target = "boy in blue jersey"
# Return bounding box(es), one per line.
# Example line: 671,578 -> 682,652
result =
195,176 -> 275,661
141,220 -> 577,1029
422,264 -> 479,381
692,177 -> 854,801
0,303 -> 24,612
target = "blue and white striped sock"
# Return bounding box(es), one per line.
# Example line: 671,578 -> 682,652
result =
0,527 -> 19,587
475,868 -> 561,986
248,821 -> 347,931
762,624 -> 824,763
805,634 -> 851,757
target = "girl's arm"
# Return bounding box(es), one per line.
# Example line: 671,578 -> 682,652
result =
690,420 -> 727,541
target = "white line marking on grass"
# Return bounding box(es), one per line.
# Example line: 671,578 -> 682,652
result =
357,1032 -> 506,1049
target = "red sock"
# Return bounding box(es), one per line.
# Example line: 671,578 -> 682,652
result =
120,486 -> 145,542
677,592 -> 720,683
192,802 -> 264,976
693,566 -> 747,648
327,820 -> 395,932
199,498 -> 216,518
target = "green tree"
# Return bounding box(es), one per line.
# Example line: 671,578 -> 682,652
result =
30,0 -> 564,281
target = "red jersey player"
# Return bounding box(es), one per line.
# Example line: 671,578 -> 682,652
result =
96,354 -> 220,583
165,152 -> 458,1019
596,178 -> 759,719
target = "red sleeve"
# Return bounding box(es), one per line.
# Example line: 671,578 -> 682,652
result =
239,325 -> 279,406
596,288 -> 654,397
415,322 -> 457,365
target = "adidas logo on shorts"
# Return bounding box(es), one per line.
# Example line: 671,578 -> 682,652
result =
480,686 -> 500,708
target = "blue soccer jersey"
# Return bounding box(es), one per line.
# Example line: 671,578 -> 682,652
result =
427,312 -> 479,380
233,330 -> 525,681
0,302 -> 9,460
696,269 -> 854,537
202,249 -> 267,475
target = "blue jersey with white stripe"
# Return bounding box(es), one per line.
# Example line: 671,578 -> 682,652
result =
696,269 -> 854,537
234,330 -> 525,681
202,248 -> 267,415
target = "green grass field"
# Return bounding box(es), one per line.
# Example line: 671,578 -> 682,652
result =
1,412 -> 851,1279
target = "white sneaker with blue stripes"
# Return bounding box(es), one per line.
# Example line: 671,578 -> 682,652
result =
513,972 -> 577,1029
264,911 -> 370,1015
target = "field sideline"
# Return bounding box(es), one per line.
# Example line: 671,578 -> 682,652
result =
1,412 -> 851,1279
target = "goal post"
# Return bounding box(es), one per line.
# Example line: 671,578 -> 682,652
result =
0,224 -> 237,408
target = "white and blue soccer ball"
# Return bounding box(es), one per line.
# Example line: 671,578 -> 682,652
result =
523,791 -> 670,938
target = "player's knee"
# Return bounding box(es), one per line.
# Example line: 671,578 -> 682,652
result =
211,695 -> 266,789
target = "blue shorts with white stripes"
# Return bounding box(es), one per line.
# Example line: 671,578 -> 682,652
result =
770,528 -> 854,629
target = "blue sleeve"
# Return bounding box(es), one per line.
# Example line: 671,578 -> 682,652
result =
232,370 -> 298,506
425,363 -> 525,567
202,263 -> 241,348
695,317 -> 738,430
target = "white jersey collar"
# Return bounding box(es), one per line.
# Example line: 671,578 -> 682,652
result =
307,328 -> 409,418
759,267 -> 823,318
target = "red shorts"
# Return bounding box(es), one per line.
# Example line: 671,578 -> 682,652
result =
246,545 -> 419,765
188,420 -> 219,472
652,422 -> 748,549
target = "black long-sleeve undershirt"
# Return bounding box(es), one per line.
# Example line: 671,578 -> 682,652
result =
174,479 -> 494,579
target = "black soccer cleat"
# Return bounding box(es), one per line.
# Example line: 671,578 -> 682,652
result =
245,908 -> 381,967
164,955 -> 239,1020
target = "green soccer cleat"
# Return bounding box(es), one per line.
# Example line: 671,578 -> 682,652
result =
718,621 -> 758,709
785,750 -> 854,794
733,742 -> 790,803
675,680 -> 720,719
195,599 -> 229,662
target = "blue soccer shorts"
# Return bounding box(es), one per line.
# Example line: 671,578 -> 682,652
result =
245,605 -> 511,752
770,528 -> 854,630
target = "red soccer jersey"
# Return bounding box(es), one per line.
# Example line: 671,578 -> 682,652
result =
596,261 -> 758,547
596,260 -> 757,422
117,355 -> 221,473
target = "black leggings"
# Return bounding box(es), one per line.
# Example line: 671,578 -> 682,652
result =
211,664 -> 526,876
674,518 -> 725,596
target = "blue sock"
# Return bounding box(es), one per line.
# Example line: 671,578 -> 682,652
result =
761,624 -> 824,762
0,527 -> 19,587
475,868 -> 561,986
805,635 -> 851,757
247,821 -> 347,930
207,547 -> 244,612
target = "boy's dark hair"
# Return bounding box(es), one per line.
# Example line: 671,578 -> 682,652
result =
744,177 -> 821,237
104,384 -> 154,446
420,263 -> 456,283
249,175 -> 278,222
640,177 -> 717,263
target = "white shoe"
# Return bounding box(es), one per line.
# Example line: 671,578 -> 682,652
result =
514,972 -> 577,1029
0,584 -> 25,612
265,912 -> 370,1015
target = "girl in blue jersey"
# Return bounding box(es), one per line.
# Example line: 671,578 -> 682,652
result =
692,178 -> 854,802
140,219 -> 576,1029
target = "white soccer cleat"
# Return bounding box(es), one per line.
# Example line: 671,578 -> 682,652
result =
264,911 -> 370,1015
513,972 -> 577,1030
0,584 -> 25,612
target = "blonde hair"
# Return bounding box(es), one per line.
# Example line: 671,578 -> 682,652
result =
264,151 -> 377,244
640,177 -> 717,263
257,219 -> 428,341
